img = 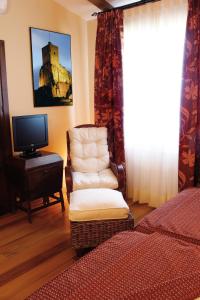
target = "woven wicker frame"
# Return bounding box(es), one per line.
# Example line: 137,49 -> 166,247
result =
70,213 -> 134,249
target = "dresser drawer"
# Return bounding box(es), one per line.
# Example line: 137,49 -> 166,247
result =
27,162 -> 63,199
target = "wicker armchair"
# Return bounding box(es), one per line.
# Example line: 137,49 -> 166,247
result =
65,124 -> 126,201
65,125 -> 133,253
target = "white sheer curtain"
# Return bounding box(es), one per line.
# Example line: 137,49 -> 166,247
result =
123,0 -> 187,207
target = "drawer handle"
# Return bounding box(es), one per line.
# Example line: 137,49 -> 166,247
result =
43,170 -> 48,174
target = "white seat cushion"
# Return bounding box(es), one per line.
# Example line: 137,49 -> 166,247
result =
69,127 -> 110,173
69,189 -> 129,222
72,168 -> 118,191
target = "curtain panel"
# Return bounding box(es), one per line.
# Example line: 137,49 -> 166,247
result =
123,0 -> 187,207
179,0 -> 200,191
94,9 -> 125,164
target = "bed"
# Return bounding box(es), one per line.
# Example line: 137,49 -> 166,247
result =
136,187 -> 200,243
27,188 -> 200,300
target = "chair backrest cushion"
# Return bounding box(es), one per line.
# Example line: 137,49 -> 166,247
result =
69,127 -> 110,173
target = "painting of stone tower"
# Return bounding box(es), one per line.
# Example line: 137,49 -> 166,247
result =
30,28 -> 73,107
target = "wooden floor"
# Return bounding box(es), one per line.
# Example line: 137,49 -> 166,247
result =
0,197 -> 154,300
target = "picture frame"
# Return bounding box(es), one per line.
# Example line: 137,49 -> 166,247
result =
30,27 -> 73,107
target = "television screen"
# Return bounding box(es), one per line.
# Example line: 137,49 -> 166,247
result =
12,114 -> 48,158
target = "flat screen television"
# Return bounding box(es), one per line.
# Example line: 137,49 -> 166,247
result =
12,114 -> 48,158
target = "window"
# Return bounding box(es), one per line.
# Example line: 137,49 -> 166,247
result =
123,0 -> 187,207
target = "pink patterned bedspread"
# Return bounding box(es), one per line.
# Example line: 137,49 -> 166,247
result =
28,231 -> 200,300
136,188 -> 200,243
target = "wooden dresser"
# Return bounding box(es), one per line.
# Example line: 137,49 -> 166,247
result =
7,151 -> 65,222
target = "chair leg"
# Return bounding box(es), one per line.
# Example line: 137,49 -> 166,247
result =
67,191 -> 70,203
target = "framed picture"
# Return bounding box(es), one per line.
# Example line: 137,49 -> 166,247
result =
30,27 -> 73,107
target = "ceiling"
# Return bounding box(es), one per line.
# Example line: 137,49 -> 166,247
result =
97,0 -> 139,7
54,0 -> 139,20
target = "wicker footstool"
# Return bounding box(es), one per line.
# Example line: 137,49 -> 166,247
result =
69,189 -> 134,250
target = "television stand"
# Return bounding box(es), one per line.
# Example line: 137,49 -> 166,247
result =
7,151 -> 65,223
20,150 -> 41,159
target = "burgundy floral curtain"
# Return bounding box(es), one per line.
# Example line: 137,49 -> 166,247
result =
179,0 -> 200,190
94,9 -> 125,164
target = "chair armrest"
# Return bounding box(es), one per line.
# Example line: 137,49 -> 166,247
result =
65,165 -> 73,202
110,161 -> 126,199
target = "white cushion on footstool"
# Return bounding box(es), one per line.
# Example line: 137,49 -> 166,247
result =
69,189 -> 129,222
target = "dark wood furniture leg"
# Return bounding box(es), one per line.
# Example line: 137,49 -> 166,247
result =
43,196 -> 49,206
27,198 -> 32,223
59,190 -> 65,211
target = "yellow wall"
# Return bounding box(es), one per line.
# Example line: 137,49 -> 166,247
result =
0,0 -> 92,163
87,19 -> 97,123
